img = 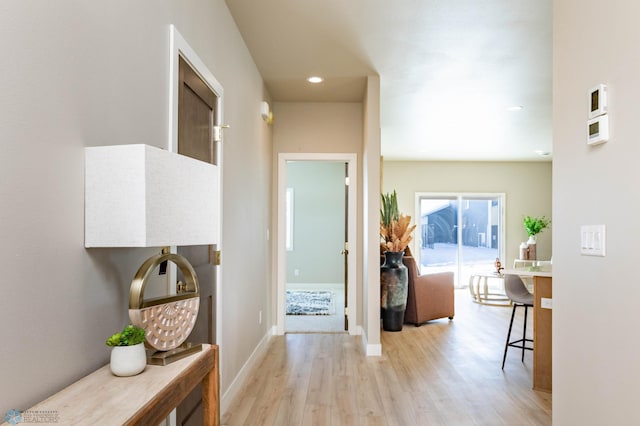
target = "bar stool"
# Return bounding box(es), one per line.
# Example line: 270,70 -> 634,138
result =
501,274 -> 534,369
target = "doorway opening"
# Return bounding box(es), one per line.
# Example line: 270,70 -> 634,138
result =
285,161 -> 346,332
277,153 -> 357,335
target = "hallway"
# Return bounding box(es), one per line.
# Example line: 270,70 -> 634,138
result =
222,290 -> 551,425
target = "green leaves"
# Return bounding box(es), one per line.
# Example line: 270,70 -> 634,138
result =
523,215 -> 550,237
381,191 -> 399,228
105,324 -> 146,347
106,333 -> 122,347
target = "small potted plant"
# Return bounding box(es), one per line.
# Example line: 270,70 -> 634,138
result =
106,324 -> 147,377
523,215 -> 551,244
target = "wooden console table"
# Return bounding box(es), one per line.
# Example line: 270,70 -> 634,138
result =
2,344 -> 219,425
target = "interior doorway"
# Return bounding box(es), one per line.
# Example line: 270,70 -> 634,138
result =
284,161 -> 346,332
277,153 -> 357,335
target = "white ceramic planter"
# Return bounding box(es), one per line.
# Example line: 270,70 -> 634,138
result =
110,343 -> 146,377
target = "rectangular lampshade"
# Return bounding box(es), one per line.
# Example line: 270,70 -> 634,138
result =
85,144 -> 218,248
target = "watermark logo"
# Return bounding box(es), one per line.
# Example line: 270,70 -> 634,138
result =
5,410 -> 22,425
4,409 -> 59,424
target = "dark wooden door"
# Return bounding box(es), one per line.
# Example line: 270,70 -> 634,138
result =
176,55 -> 219,426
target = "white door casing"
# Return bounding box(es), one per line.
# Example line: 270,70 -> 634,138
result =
169,24 -> 223,346
277,153 -> 358,335
168,25 -> 224,426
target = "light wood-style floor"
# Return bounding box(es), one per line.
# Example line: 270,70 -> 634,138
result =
221,290 -> 552,425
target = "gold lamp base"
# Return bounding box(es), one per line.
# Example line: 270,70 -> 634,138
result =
146,342 -> 203,366
129,249 -> 204,367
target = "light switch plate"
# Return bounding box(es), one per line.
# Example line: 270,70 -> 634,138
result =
541,298 -> 553,309
580,225 -> 606,256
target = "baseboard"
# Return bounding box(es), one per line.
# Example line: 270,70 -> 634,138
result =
367,344 -> 382,356
220,328 -> 273,414
274,323 -> 284,335
361,329 -> 382,357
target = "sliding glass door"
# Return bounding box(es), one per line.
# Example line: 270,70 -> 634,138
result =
416,193 -> 504,288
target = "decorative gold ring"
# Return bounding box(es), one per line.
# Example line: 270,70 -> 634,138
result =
128,252 -> 199,309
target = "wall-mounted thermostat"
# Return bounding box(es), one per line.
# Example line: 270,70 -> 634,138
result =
589,84 -> 608,118
587,115 -> 609,145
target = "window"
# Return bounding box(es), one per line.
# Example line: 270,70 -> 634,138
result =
285,187 -> 294,251
416,193 -> 505,288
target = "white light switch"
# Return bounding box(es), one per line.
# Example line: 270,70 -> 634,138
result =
581,225 -> 606,256
541,297 -> 553,309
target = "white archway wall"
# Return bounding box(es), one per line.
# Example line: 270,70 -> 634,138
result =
272,102 -> 364,334
362,76 -> 381,355
382,161 -> 552,267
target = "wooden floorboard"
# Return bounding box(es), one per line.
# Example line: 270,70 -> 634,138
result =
222,290 -> 552,425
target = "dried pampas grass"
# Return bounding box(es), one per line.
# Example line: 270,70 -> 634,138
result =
380,213 -> 416,253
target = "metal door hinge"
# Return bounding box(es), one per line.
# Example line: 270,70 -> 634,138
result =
213,250 -> 221,265
176,280 -> 196,294
341,242 -> 349,255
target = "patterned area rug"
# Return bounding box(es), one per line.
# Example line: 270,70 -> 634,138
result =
286,290 -> 335,315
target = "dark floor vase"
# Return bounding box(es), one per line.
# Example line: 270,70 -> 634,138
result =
380,251 -> 409,331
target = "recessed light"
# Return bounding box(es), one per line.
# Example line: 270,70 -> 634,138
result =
534,150 -> 551,156
307,76 -> 323,84
507,105 -> 524,111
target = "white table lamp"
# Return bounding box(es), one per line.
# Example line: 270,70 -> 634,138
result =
85,144 -> 219,364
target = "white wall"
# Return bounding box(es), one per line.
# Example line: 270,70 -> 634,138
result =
273,102 -> 363,325
383,161 -> 553,266
363,76 -> 382,354
554,1 -> 640,423
0,0 -> 271,414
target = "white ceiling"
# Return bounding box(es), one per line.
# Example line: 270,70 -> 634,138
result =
225,0 -> 552,161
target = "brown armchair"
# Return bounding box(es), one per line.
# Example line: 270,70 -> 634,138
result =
402,256 -> 455,326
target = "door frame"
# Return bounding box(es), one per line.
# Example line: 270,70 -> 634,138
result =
168,25 -> 224,348
168,27 -> 224,425
276,153 -> 358,335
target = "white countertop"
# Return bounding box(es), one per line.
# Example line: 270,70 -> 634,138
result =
502,267 -> 552,278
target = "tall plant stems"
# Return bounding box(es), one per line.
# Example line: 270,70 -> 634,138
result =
381,190 -> 399,228
380,190 -> 416,254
